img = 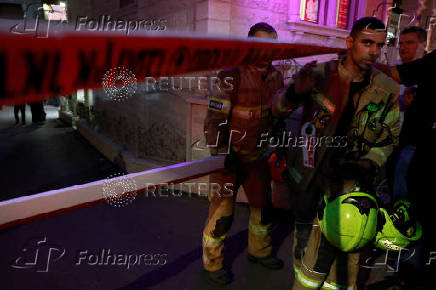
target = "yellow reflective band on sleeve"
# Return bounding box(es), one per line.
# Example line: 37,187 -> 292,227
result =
248,222 -> 270,236
294,264 -> 323,289
383,109 -> 400,125
289,168 -> 302,184
369,147 -> 387,163
202,233 -> 226,247
367,105 -> 399,125
322,280 -> 353,290
311,89 -> 336,114
208,97 -> 231,114
231,105 -> 270,120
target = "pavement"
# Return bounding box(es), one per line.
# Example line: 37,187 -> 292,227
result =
0,105 -> 295,290
0,105 -> 398,290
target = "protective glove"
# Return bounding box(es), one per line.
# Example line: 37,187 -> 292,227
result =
268,150 -> 289,183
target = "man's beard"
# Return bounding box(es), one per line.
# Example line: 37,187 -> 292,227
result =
359,57 -> 377,71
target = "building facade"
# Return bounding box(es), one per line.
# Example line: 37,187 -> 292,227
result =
59,0 -> 434,172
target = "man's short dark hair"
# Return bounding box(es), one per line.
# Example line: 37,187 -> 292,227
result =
248,22 -> 277,37
401,26 -> 427,42
350,17 -> 385,38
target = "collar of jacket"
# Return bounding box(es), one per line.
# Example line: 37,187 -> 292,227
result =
337,56 -> 369,83
336,57 -> 390,110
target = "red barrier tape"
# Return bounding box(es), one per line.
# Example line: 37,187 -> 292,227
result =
0,32 -> 345,105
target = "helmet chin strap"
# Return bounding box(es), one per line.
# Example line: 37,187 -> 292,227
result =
340,182 -> 361,196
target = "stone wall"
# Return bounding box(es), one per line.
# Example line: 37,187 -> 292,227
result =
63,0 -> 376,169
91,87 -> 188,163
230,0 -> 289,38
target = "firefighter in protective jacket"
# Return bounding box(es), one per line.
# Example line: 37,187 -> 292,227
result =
272,17 -> 400,289
202,22 -> 284,285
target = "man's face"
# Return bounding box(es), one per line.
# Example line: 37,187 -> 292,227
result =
253,30 -> 277,67
346,28 -> 386,71
399,32 -> 426,63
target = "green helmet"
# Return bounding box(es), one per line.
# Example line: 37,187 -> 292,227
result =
318,189 -> 379,252
375,199 -> 422,251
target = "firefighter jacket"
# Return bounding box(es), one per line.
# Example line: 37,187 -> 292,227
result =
272,58 -> 400,217
204,64 -> 284,163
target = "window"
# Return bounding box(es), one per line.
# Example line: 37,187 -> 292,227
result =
300,0 -> 320,23
336,0 -> 351,29
292,0 -> 362,29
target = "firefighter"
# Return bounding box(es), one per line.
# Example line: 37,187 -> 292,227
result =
272,17 -> 400,289
202,22 -> 284,285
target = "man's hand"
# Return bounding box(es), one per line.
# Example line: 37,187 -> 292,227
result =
294,61 -> 318,95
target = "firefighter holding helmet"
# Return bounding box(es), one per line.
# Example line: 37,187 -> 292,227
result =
272,17 -> 409,289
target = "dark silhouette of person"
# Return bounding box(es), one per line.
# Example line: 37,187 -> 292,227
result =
14,104 -> 26,125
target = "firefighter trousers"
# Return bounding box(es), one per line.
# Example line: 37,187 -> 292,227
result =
202,159 -> 273,272
292,219 -> 359,290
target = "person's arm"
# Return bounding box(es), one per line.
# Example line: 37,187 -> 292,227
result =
376,50 -> 436,86
272,61 -> 318,118
204,69 -> 238,155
